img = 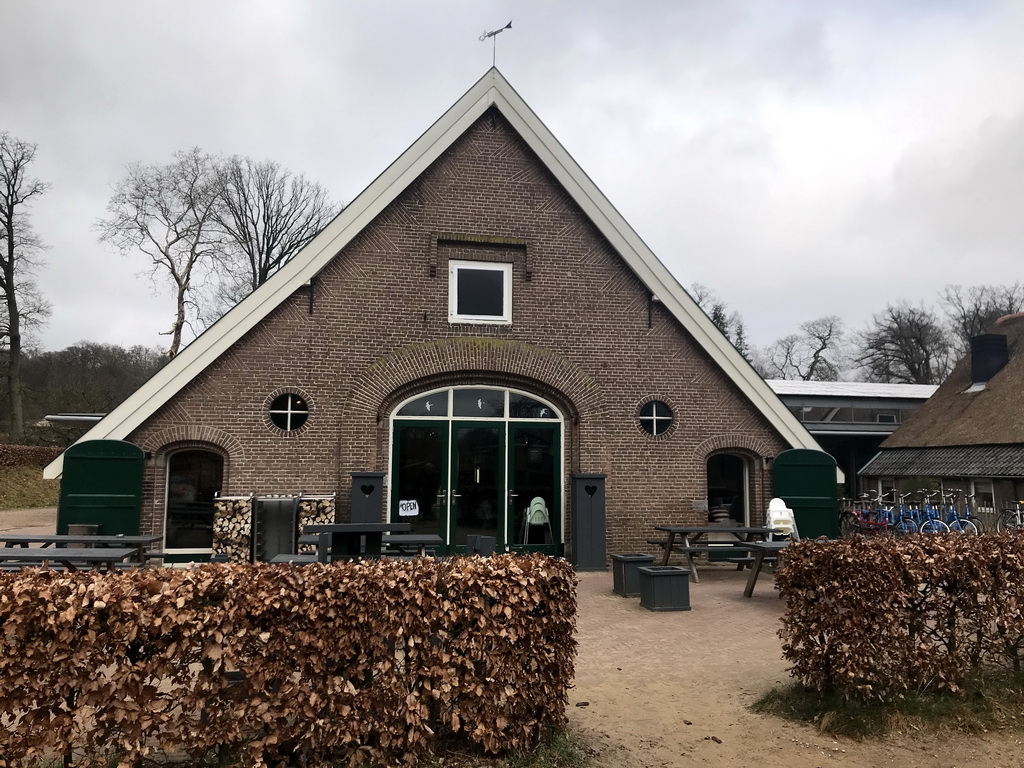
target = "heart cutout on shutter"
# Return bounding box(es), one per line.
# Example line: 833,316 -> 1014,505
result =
360,484 -> 375,497
584,485 -> 597,497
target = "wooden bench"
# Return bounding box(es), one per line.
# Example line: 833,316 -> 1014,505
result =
269,553 -> 319,565
647,538 -> 763,580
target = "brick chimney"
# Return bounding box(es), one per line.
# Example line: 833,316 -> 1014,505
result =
970,333 -> 1009,384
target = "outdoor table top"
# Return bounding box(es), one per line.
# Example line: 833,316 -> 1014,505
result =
304,523 -> 412,534
744,541 -> 792,552
0,547 -> 141,571
0,534 -> 163,548
382,533 -> 444,555
269,553 -> 319,565
653,525 -> 781,535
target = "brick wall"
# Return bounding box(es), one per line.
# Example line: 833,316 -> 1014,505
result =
128,108 -> 789,556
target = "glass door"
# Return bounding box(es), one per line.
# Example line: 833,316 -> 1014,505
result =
450,422 -> 505,551
508,424 -> 560,554
391,421 -> 449,538
390,386 -> 564,555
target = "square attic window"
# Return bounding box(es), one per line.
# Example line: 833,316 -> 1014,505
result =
449,261 -> 511,324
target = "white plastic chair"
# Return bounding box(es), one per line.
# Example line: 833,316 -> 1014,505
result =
765,497 -> 799,541
522,497 -> 552,545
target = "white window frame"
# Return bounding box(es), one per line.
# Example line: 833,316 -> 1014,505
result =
448,260 -> 512,324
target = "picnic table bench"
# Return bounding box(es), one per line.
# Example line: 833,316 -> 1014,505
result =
0,534 -> 163,564
274,531 -> 443,565
0,546 -> 141,573
651,526 -> 781,582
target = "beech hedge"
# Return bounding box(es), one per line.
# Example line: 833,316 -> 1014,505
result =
0,554 -> 577,767
0,444 -> 61,469
777,534 -> 1024,701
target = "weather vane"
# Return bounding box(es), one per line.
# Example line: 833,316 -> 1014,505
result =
479,20 -> 512,67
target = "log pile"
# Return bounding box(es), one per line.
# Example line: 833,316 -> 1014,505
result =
212,495 -> 253,563
298,495 -> 336,552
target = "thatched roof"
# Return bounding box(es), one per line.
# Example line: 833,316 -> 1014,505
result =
881,313 -> 1024,450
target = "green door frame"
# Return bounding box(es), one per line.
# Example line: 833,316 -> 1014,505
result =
450,421 -> 506,553
507,422 -> 561,555
389,420 -> 450,543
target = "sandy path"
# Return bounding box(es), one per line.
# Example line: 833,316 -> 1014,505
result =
569,568 -> 1024,767
0,506 -> 57,535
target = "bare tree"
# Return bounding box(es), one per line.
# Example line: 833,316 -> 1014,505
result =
856,303 -> 952,384
757,316 -> 846,381
98,149 -> 221,357
941,283 -> 1024,356
691,282 -> 750,359
0,132 -> 51,441
212,156 -> 340,311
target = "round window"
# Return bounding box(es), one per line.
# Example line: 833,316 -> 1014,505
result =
269,393 -> 309,431
639,400 -> 673,436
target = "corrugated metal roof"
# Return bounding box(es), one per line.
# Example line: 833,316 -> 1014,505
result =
767,380 -> 939,400
860,445 -> 1024,478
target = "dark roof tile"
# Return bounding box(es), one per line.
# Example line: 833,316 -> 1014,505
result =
860,445 -> 1024,478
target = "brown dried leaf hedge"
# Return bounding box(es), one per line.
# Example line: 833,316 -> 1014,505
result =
0,553 -> 577,767
777,534 -> 1024,701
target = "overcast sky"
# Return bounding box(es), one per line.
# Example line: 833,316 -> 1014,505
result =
2,1 -> 1023,354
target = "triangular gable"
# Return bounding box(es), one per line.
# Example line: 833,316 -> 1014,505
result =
45,67 -> 826,479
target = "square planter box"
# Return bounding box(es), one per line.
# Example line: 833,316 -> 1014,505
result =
639,565 -> 692,611
611,553 -> 656,597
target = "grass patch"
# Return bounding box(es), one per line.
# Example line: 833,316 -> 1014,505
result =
753,673 -> 1024,739
43,729 -> 594,768
0,464 -> 58,509
426,729 -> 592,768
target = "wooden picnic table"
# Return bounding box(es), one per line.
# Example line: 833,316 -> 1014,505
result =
0,547 -> 141,573
303,523 -> 412,561
381,533 -> 444,556
272,532 -> 444,565
742,541 -> 792,597
0,534 -> 163,563
651,525 -> 781,581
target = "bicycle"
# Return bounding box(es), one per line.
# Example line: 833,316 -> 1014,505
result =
839,492 -> 891,536
917,492 -> 950,534
961,492 -> 985,533
997,500 -> 1024,532
891,491 -> 919,536
941,490 -> 979,535
838,497 -> 864,537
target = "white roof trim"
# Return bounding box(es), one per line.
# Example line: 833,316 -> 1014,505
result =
45,68 -> 830,479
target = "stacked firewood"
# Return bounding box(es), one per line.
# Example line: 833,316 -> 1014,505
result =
298,495 -> 336,552
212,495 -> 253,563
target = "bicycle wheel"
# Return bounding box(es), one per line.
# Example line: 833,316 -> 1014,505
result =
948,518 -> 979,535
997,510 -> 1024,533
919,519 -> 950,534
894,517 -> 917,537
839,512 -> 861,538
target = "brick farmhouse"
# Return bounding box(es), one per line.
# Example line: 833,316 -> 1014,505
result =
46,69 -> 826,562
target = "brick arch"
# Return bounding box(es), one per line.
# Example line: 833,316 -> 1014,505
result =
337,337 -> 606,479
343,337 -> 606,426
693,433 -> 775,462
138,425 -> 245,461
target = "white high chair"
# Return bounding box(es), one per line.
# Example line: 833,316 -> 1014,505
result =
522,497 -> 552,545
765,497 -> 799,541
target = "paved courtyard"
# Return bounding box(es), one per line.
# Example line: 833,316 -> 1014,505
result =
569,564 -> 1024,767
